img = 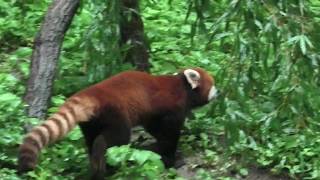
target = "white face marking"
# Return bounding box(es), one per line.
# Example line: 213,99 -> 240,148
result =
208,86 -> 218,101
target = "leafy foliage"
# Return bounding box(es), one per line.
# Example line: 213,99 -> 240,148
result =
1,0 -> 320,179
183,0 -> 320,179
106,145 -> 165,179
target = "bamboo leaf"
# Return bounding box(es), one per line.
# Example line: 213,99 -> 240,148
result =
299,35 -> 307,55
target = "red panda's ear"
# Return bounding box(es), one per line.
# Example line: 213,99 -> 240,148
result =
183,69 -> 200,89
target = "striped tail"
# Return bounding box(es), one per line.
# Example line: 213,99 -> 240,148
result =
18,96 -> 98,173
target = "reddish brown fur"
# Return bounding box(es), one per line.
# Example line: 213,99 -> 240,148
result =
18,68 -> 216,179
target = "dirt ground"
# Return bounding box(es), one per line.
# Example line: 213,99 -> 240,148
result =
241,167 -> 290,180
132,128 -> 290,180
176,156 -> 290,180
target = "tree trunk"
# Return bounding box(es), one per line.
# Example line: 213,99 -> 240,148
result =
120,0 -> 150,71
24,0 -> 80,119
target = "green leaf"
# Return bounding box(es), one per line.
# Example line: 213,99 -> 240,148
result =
299,35 -> 307,55
239,168 -> 249,176
287,35 -> 300,44
13,47 -> 32,57
130,150 -> 151,165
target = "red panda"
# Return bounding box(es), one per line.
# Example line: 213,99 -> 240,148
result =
18,67 -> 218,179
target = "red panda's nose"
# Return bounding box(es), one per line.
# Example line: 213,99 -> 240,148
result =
208,86 -> 218,101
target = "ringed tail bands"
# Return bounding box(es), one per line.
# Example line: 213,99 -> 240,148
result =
18,96 -> 98,172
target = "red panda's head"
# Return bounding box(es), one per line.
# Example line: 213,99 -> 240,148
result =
182,67 -> 218,107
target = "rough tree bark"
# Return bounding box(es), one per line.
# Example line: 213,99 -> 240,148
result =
120,0 -> 150,71
24,0 -> 80,119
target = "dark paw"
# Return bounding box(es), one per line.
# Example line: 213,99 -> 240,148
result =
162,156 -> 175,168
105,164 -> 117,176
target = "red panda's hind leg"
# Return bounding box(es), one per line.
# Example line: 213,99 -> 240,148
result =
90,134 -> 107,180
91,126 -> 131,179
80,120 -> 131,180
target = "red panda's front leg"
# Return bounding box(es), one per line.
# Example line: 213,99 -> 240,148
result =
143,114 -> 185,168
